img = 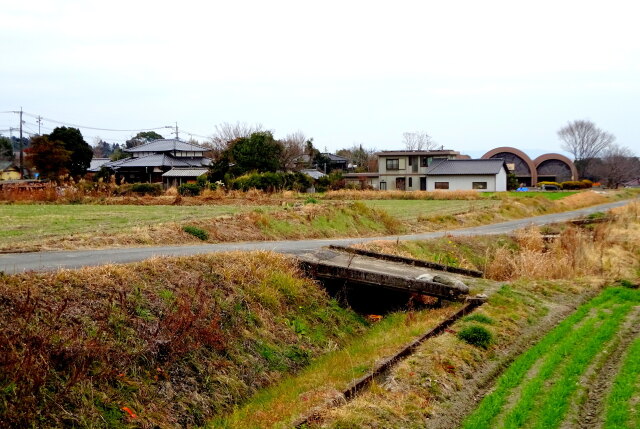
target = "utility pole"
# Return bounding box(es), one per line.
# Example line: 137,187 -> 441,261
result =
174,122 -> 179,140
36,116 -> 42,135
19,108 -> 24,179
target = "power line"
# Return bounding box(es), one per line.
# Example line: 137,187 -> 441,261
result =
18,111 -> 169,132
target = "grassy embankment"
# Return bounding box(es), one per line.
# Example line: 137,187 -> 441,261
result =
1,189 -> 635,252
282,201 -> 640,428
0,252 -> 369,427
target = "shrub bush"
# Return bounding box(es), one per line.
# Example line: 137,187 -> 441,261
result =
561,180 -> 588,190
458,325 -> 493,349
178,183 -> 202,196
122,183 -> 163,196
182,225 -> 209,240
537,181 -> 562,190
231,171 -> 313,192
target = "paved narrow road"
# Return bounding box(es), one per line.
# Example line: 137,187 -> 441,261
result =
0,199 -> 633,274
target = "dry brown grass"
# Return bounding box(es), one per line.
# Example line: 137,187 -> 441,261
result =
486,202 -> 640,282
322,189 -> 483,200
0,251 -> 367,428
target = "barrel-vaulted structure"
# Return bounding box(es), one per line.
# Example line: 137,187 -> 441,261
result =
533,153 -> 578,183
481,147 -> 577,186
481,147 -> 537,186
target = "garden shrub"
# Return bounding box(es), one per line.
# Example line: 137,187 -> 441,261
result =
178,183 -> 202,196
458,325 -> 493,349
182,225 -> 209,240
537,181 -> 562,190
231,171 -> 313,192
127,183 -> 163,196
561,180 -> 588,190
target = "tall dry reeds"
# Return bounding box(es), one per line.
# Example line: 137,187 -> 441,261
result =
486,203 -> 640,282
322,189 -> 483,201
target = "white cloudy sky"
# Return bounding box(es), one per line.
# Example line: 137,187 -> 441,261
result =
1,0 -> 638,157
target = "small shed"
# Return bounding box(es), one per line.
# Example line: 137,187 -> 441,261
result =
0,161 -> 21,181
162,167 -> 209,189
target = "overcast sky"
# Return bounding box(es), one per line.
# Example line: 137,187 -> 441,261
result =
1,0 -> 638,158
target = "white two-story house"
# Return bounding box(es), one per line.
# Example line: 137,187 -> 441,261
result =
374,150 -> 463,190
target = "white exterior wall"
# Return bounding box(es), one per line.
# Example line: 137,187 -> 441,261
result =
495,167 -> 507,192
427,175 -> 498,191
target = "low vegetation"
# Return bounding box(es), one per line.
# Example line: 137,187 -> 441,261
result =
0,252 -> 368,427
0,189 -> 636,252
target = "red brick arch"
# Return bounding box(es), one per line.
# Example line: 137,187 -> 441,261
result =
533,153 -> 578,182
481,147 -> 537,186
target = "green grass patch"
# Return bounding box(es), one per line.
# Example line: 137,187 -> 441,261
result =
182,225 -> 209,240
213,305 -> 463,428
604,336 -> 640,429
0,204 -> 262,247
361,199 -> 499,222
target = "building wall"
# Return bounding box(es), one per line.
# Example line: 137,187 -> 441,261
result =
1,170 -> 21,181
426,174 -> 500,191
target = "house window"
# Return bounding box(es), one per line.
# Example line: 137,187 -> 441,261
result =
408,177 -> 413,188
380,181 -> 387,190
472,182 -> 488,189
434,182 -> 449,189
386,159 -> 399,170
421,157 -> 428,167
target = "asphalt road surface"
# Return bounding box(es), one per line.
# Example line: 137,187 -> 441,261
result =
0,199 -> 633,274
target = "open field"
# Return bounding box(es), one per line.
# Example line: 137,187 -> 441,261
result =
0,204 -> 266,243
360,199 -> 499,222
1,189 -> 635,252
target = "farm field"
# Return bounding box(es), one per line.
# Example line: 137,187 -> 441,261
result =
464,286 -> 640,429
0,204 -> 269,246
360,199 -> 499,221
0,189 -> 627,252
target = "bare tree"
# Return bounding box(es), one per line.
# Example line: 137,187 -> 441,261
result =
336,143 -> 377,172
402,131 -> 436,151
595,144 -> 639,188
279,130 -> 307,169
557,120 -> 615,179
209,121 -> 264,156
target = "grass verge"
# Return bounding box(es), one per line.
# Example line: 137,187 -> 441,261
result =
0,252 -> 367,427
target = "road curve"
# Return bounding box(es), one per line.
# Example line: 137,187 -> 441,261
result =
0,199 -> 633,274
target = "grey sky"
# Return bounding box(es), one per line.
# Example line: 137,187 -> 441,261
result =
1,0 -> 638,158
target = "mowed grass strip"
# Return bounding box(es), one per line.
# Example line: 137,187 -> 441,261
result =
463,287 -> 640,429
0,204 -> 257,244
360,200 -> 499,222
211,305 -> 462,429
604,335 -> 640,429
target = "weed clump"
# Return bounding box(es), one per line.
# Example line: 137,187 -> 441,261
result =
463,313 -> 494,324
182,225 -> 209,240
458,325 -> 493,349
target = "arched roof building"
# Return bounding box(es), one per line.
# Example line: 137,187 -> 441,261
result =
481,147 -> 537,186
481,147 -> 577,186
533,153 -> 578,183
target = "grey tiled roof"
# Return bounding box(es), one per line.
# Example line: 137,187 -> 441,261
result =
102,154 -> 210,169
425,159 -> 506,175
162,168 -> 209,177
300,169 -> 326,179
125,139 -> 209,153
88,158 -> 110,172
